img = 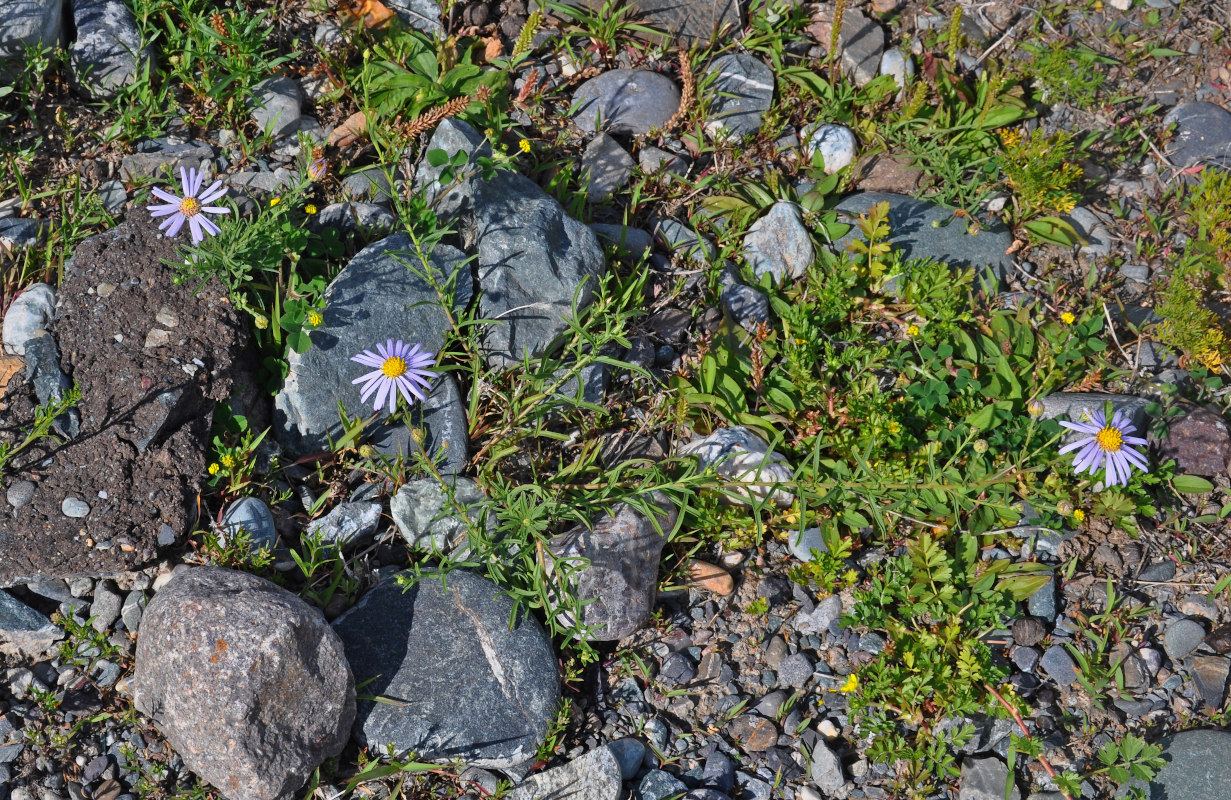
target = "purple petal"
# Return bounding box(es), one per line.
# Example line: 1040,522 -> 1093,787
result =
180,166 -> 191,196
188,216 -> 203,244
1073,441 -> 1102,474
198,181 -> 226,204
1060,420 -> 1100,434
396,376 -> 424,405
152,187 -> 181,204
190,167 -> 204,196
373,379 -> 392,413
1121,446 -> 1149,471
165,214 -> 186,238
1123,435 -> 1147,446
1059,436 -> 1092,455
352,351 -> 384,368
148,204 -> 180,218
201,206 -> 230,215
197,215 -> 221,237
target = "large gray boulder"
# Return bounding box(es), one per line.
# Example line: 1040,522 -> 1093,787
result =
133,568 -> 354,800
274,234 -> 471,473
332,569 -> 560,768
69,0 -> 152,99
0,0 -> 63,60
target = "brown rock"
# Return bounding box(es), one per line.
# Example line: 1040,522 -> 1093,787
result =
1207,624 -> 1231,655
1012,617 -> 1047,647
1153,404 -> 1231,477
854,153 -> 923,194
1191,655 -> 1230,709
728,713 -> 779,751
688,560 -> 734,595
134,568 -> 355,800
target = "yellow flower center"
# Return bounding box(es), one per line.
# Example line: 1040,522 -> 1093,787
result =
306,310 -> 323,327
179,197 -> 201,217
1094,426 -> 1123,452
382,356 -> 407,378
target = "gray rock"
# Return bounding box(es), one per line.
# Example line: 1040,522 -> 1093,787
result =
134,568 -> 355,800
249,77 -> 303,139
340,168 -> 394,204
390,477 -> 491,554
0,590 -> 63,658
583,133 -> 635,202
1163,617 -> 1206,662
1040,645 -> 1077,686
589,224 -> 653,259
829,192 -> 1014,285
743,201 -> 813,284
60,497 -> 90,518
705,53 -> 774,140
120,590 -> 145,633
219,497 -> 278,551
507,745 -> 622,800
90,581 -> 122,633
636,770 -> 687,800
1191,655 -> 1229,709
677,427 -> 794,506
572,70 -> 681,136
550,497 -> 679,640
879,49 -> 914,91
5,481 -> 35,510
788,527 -> 827,562
794,594 -> 843,635
721,283 -> 770,331
659,652 -> 696,686
98,180 -> 126,215
959,756 -> 1020,800
1012,647 -> 1040,673
386,0 -> 443,35
306,502 -> 381,549
314,202 -> 396,236
1120,263 -> 1149,283
22,329 -> 79,439
119,140 -> 215,182
1066,207 -> 1111,259
0,217 -> 41,249
703,752 -> 735,793
1119,730 -> 1231,798
803,124 -> 857,174
228,169 -> 296,196
607,738 -> 646,780
2,282 -> 55,356
332,569 -> 559,767
273,233 -> 470,472
69,0 -> 151,99
639,146 -> 690,176
0,0 -> 63,60
776,653 -> 813,688
471,171 -> 606,368
809,739 -> 844,794
1027,576 -> 1057,623
832,7 -> 884,86
1139,560 -> 1176,581
1163,102 -> 1231,171
653,218 -> 716,266
414,119 -> 493,222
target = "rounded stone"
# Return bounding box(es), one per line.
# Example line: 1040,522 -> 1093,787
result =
133,567 -> 355,800
803,124 -> 857,174
219,496 -> 278,551
60,497 -> 91,518
6,481 -> 35,509
572,70 -> 681,136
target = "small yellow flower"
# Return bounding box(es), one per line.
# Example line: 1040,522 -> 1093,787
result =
270,197 -> 281,207
839,674 -> 859,694
220,454 -> 236,469
254,314 -> 269,330
1073,509 -> 1086,523
306,309 -> 324,327
518,138 -> 532,153
305,204 -> 317,215
907,324 -> 920,336
887,421 -> 901,435
1054,193 -> 1077,214
208,462 -> 220,475
1060,312 -> 1076,325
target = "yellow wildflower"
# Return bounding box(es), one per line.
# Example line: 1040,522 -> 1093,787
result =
305,204 -> 317,215
270,197 -> 281,207
1073,509 -> 1086,523
1054,194 -> 1077,214
254,314 -> 269,330
519,138 -> 532,153
220,454 -> 236,469
1060,312 -> 1075,325
839,674 -> 859,694
208,462 -> 220,475
306,309 -> 324,328
907,324 -> 920,336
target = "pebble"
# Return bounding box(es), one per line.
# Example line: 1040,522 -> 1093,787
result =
582,133 -> 635,202
803,124 -> 857,174
1163,617 -> 1206,662
572,70 -> 681,136
635,769 -> 687,800
1040,645 -> 1078,686
705,53 -> 775,140
6,481 -> 35,509
743,201 -> 814,284
248,76 -> 303,138
60,498 -> 91,518
606,738 -> 646,780
878,49 -> 914,92
809,740 -> 844,794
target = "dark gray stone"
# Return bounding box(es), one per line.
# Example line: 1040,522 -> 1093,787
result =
809,740 -> 843,794
386,0 -> 443,35
582,133 -> 635,202
414,119 -> 493,222
1027,577 -> 1057,623
313,202 -> 396,236
134,568 -> 355,800
653,217 -> 715,265
1012,647 -> 1040,673
0,218 -> 40,249
24,330 -> 79,438
332,569 -> 559,767
219,497 -> 278,551
1191,656 -> 1229,709
249,77 -> 303,138
471,171 -> 606,368
273,234 -> 471,473
550,498 -> 679,640
639,146 -> 690,176
703,752 -> 735,793
2,282 -> 55,356
90,581 -> 122,632
99,180 -> 126,214
1163,618 -> 1205,662
959,756 -> 1020,800
572,70 -> 681,136
1119,730 -> 1231,799
69,0 -> 152,99
659,652 -> 696,686
0,0 -> 63,60
539,0 -> 738,43
636,770 -> 687,800
828,7 -> 884,87
120,590 -> 145,633
743,201 -> 813,284
829,192 -> 1013,285
1163,102 -> 1231,171
705,54 -> 774,140
1140,560 -> 1177,582
390,477 -> 492,554
119,140 -> 214,182
306,502 -> 381,549
339,168 -> 394,204
607,738 -> 646,780
777,653 -> 813,689
0,590 -> 63,657
1040,645 -> 1077,686
589,224 -> 653,259
508,745 -> 622,800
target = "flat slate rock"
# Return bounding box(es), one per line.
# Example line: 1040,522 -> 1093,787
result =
571,70 -> 681,136
69,0 -> 151,99
0,0 -> 63,60
829,192 -> 1013,284
507,744 -> 624,800
332,569 -> 560,768
1119,729 -> 1231,799
538,0 -> 739,43
274,234 -> 471,473
1163,102 -> 1231,172
0,215 -> 250,585
705,53 -> 775,139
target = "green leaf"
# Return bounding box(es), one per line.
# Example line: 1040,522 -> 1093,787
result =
1023,216 -> 1085,246
1173,474 -> 1215,494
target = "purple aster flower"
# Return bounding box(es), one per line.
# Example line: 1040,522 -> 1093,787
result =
147,166 -> 229,244
351,339 -> 436,413
1058,407 -> 1149,487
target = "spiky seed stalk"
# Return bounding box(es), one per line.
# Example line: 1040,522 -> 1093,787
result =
513,10 -> 544,60
946,6 -> 963,64
664,50 -> 695,134
828,0 -> 847,79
